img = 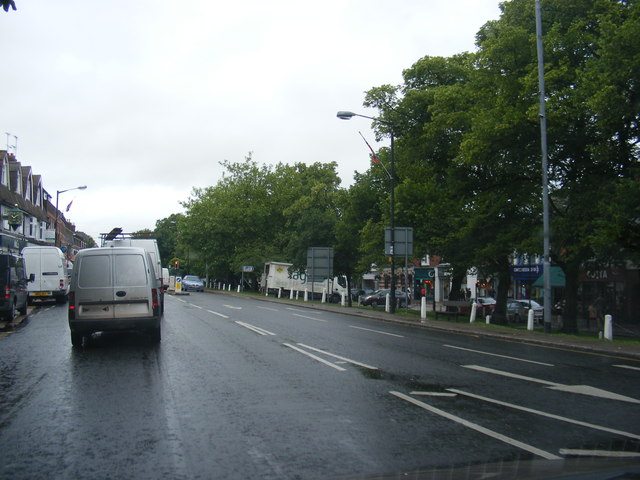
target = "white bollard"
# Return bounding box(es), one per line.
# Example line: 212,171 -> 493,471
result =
321,288 -> 327,303
486,315 -> 491,324
278,287 -> 282,298
296,291 -> 299,300
290,289 -> 294,300
469,302 -> 477,323
527,308 -> 534,331
604,314 -> 613,340
341,293 -> 346,307
228,284 -> 231,291
385,293 -> 390,313
237,285 -> 241,293
304,289 -> 308,302
421,297 -> 427,321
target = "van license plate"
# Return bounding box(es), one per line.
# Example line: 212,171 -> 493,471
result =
33,292 -> 51,296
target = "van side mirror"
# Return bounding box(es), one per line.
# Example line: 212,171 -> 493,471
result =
28,273 -> 35,283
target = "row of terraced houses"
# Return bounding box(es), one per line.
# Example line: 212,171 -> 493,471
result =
0,150 -> 92,259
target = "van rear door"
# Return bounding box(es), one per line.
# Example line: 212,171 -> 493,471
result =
112,253 -> 153,318
75,253 -> 114,320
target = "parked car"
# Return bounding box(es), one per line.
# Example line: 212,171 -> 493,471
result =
515,299 -> 544,323
506,299 -> 526,322
68,247 -> 162,346
0,252 -> 34,320
360,289 -> 409,308
472,296 -> 496,315
182,275 -> 205,292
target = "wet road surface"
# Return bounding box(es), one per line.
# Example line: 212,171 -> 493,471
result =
1,292 -> 639,479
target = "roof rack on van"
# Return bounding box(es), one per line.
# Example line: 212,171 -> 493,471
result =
99,228 -> 158,247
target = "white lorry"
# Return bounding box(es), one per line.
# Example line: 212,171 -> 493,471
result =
22,246 -> 70,304
261,261 -> 347,302
100,229 -> 165,312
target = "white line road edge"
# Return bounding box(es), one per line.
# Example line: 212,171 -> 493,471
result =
444,344 -> 553,366
292,313 -> 327,322
613,364 -> 640,372
390,391 -> 561,460
349,325 -> 404,338
559,449 -> 640,458
283,343 -> 346,371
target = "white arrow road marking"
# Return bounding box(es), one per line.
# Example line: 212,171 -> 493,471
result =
235,321 -> 276,336
296,343 -> 378,370
349,325 -> 404,338
444,344 -> 553,366
614,364 -> 640,372
283,343 -> 346,371
463,365 -> 640,404
447,388 -> 640,440
292,313 -> 327,322
207,310 -> 229,319
390,391 -> 561,460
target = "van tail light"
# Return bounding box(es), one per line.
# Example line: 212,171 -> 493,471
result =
4,285 -> 9,300
151,288 -> 159,308
68,291 -> 75,320
59,279 -> 65,290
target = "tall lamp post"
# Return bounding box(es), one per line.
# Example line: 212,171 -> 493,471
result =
337,110 -> 397,313
55,185 -> 87,248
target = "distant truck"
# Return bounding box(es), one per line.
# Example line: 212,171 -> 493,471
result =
261,261 -> 347,302
100,228 -> 164,311
22,246 -> 69,304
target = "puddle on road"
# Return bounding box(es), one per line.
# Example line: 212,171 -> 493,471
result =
358,367 -> 451,393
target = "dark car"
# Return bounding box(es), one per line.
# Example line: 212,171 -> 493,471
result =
360,289 -> 409,308
0,253 -> 34,320
182,275 -> 205,292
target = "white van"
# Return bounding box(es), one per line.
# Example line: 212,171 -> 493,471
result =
21,246 -> 69,304
68,247 -> 162,347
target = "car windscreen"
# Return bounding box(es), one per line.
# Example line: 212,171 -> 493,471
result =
114,254 -> 148,287
78,255 -> 111,288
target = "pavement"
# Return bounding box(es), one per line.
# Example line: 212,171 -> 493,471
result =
5,293 -> 639,361
210,290 -> 640,361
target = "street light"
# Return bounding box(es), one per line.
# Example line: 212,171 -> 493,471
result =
337,110 -> 397,313
55,185 -> 87,248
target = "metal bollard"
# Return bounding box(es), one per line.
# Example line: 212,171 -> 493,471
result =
604,314 -> 613,340
527,308 -> 534,331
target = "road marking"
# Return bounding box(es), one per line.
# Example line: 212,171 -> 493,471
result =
447,388 -> 640,440
235,321 -> 276,336
410,391 -> 457,397
192,304 -> 203,309
257,306 -> 279,312
444,344 -> 553,366
224,305 -> 242,310
286,307 -> 322,314
207,310 -> 229,319
463,365 -> 640,404
283,343 -> 346,371
390,391 -> 561,460
349,325 -> 404,338
292,313 -> 327,322
559,449 -> 640,458
614,364 -> 640,372
297,343 -> 378,370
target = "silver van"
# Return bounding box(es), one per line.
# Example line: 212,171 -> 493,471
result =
68,247 -> 162,347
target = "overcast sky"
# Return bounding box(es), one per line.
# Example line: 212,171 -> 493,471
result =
2,0 -> 502,244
